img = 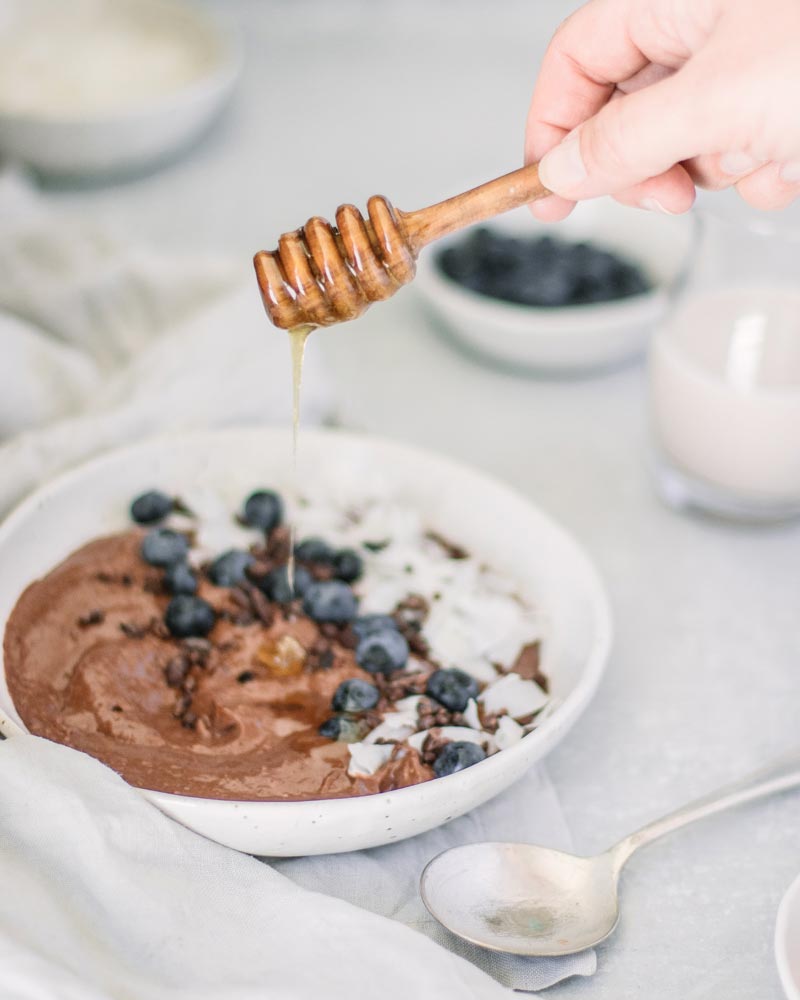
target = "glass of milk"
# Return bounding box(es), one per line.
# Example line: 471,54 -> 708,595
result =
648,203 -> 800,522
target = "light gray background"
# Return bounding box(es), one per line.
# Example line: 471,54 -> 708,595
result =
44,2 -> 800,996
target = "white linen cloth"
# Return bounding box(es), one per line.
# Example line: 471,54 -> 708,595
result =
0,736 -> 596,998
0,169 -> 596,995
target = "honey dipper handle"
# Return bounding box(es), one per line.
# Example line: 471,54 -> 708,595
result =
398,162 -> 549,251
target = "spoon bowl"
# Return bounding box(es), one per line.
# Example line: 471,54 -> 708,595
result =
420,842 -> 621,957
421,750 -> 800,956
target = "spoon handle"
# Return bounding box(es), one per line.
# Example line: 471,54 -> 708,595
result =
613,749 -> 800,869
398,163 -> 550,251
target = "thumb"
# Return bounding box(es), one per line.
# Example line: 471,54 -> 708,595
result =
538,66 -> 713,199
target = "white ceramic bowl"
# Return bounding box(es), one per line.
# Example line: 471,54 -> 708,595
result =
0,0 -> 240,177
0,428 -> 611,856
776,873 -> 800,999
415,200 -> 696,375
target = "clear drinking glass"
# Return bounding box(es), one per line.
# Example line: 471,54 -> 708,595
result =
648,203 -> 800,522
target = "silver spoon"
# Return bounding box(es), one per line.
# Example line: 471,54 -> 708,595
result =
420,751 -> 800,957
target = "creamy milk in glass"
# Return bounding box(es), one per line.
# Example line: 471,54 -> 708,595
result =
648,206 -> 800,520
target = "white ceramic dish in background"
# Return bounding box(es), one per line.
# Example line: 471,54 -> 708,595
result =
414,200 -> 696,376
0,0 -> 241,177
776,873 -> 800,999
0,428 -> 611,856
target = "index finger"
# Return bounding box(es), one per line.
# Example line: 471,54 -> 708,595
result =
526,0 -> 649,164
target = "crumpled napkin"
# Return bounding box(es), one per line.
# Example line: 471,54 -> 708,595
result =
0,168 -> 596,994
0,735 -> 512,1000
0,736 -> 595,998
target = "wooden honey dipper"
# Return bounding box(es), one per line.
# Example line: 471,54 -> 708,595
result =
254,163 -> 549,329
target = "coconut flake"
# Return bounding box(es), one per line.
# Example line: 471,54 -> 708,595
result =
456,656 -> 499,684
406,730 -> 429,753
485,624 -> 543,669
469,594 -> 528,653
347,742 -> 394,777
422,615 -> 475,666
363,720 -> 416,745
163,512 -> 196,534
462,698 -> 482,731
478,674 -> 548,719
522,697 -> 560,731
362,700 -> 420,745
407,726 -> 494,755
394,695 -> 423,714
162,488 -> 255,565
406,656 -> 432,674
437,726 -> 492,748
494,715 -> 525,750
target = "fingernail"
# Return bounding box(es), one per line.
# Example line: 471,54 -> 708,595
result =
538,132 -> 586,195
719,151 -> 761,175
640,197 -> 679,215
779,160 -> 800,184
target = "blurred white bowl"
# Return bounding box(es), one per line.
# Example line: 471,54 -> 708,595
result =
776,873 -> 800,1000
0,427 -> 611,856
0,0 -> 241,177
415,200 -> 696,376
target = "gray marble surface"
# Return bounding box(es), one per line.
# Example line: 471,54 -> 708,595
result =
44,2 -> 800,996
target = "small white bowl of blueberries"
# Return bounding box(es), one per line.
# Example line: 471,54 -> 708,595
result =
415,198 -> 696,375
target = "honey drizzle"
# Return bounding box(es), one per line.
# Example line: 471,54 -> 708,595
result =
287,324 -> 314,588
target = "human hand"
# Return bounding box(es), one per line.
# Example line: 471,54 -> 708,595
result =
525,0 -> 800,220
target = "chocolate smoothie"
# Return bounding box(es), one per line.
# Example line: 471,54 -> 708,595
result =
3,489 -> 549,801
4,531 -> 434,800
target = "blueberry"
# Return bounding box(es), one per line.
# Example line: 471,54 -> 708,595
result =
528,235 -> 559,267
295,537 -> 336,564
426,668 -> 480,712
318,717 -> 341,740
613,262 -> 649,298
262,564 -> 312,603
332,678 -> 380,713
436,228 -> 650,310
438,244 -> 480,285
333,548 -> 363,583
318,715 -> 368,742
303,580 -> 358,623
293,566 -> 314,597
140,529 -> 189,567
208,550 -> 254,588
130,490 -> 173,524
164,595 -> 215,638
164,561 -> 197,595
353,614 -> 398,640
516,267 -> 576,307
243,490 -> 283,532
575,245 -> 618,284
356,629 -> 409,675
433,741 -> 486,777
